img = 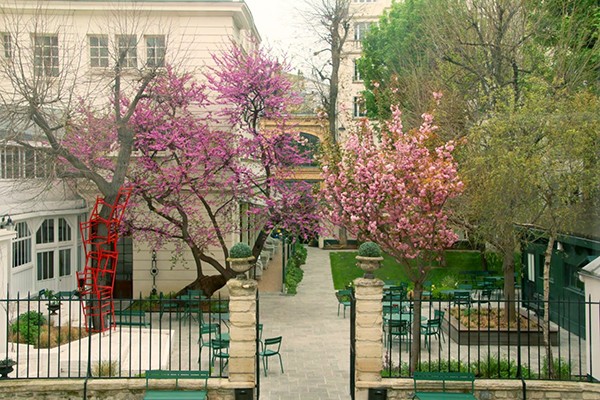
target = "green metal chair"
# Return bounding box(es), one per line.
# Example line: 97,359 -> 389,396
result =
386,319 -> 411,351
422,281 -> 432,298
421,317 -> 443,351
259,336 -> 284,376
453,290 -> 472,307
336,289 -> 352,318
210,339 -> 230,375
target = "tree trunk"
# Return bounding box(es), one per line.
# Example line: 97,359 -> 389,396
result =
502,250 -> 516,326
175,275 -> 228,299
543,235 -> 555,378
409,280 -> 423,374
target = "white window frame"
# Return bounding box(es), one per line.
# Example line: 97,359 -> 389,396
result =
33,34 -> 59,77
353,96 -> 367,118
12,222 -> 32,268
354,22 -> 372,41
89,35 -> 109,68
527,253 -> 535,282
145,35 -> 166,68
0,146 -> 53,179
117,34 -> 137,68
1,32 -> 11,59
35,217 -> 74,282
353,59 -> 362,82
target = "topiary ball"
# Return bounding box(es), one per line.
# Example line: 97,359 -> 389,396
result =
229,242 -> 253,259
357,241 -> 382,258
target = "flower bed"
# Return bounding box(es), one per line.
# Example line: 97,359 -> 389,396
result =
445,307 -> 558,346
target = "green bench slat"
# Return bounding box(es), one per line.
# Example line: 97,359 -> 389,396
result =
144,391 -> 207,400
415,393 -> 476,400
413,372 -> 476,400
144,369 -> 209,400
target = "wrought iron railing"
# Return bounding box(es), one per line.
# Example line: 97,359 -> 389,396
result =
0,294 -> 231,379
382,294 -> 599,382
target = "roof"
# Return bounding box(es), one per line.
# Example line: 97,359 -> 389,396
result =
580,256 -> 600,279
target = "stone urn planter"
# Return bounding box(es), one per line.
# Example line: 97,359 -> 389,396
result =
227,242 -> 255,279
356,242 -> 384,279
0,359 -> 15,379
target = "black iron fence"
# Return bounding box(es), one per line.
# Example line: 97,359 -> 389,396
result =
0,293 -> 232,379
382,295 -> 599,382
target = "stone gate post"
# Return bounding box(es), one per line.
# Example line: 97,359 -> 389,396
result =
354,277 -> 384,399
226,278 -> 258,386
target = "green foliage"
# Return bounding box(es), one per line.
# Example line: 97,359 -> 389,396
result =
357,241 -> 382,257
542,357 -> 573,380
293,244 -> 308,265
474,355 -> 532,379
382,356 -> 535,379
10,311 -> 46,345
229,242 -> 252,259
285,257 -> 304,295
484,252 -> 503,272
92,360 -> 120,377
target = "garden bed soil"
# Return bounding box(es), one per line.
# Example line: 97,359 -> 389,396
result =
444,308 -> 559,346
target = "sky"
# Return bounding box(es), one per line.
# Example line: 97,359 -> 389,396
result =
244,0 -> 317,74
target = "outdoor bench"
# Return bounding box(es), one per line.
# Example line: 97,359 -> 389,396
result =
144,370 -> 209,400
112,309 -> 149,327
413,371 -> 476,399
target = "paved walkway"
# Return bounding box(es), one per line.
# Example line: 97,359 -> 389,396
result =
258,246 -> 350,399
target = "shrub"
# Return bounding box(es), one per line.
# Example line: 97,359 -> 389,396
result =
474,355 -> 533,379
229,242 -> 252,259
285,258 -> 304,295
358,241 -> 382,257
542,357 -> 573,380
293,244 -> 308,265
92,360 -> 120,377
10,311 -> 46,345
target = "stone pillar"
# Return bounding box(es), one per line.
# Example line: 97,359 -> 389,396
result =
354,277 -> 384,384
226,278 -> 258,384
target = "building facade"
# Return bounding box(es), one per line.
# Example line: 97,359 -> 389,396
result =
338,0 -> 392,135
0,0 -> 260,297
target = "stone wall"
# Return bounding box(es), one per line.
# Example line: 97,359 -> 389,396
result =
0,378 -> 251,399
356,379 -> 600,400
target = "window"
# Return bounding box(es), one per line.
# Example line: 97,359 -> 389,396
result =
353,96 -> 367,118
37,250 -> 54,280
117,35 -> 137,68
58,218 -> 71,242
33,34 -> 59,76
354,22 -> 372,41
89,35 -> 109,68
12,222 -> 31,268
1,33 -> 11,58
59,248 -> 71,276
353,59 -> 362,81
145,35 -> 165,67
0,146 -> 53,179
36,219 -> 55,244
527,253 -> 535,282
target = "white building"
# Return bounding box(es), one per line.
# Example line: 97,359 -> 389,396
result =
338,0 -> 392,134
0,0 -> 260,298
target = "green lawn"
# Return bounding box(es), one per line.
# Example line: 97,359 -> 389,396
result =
330,250 -> 494,291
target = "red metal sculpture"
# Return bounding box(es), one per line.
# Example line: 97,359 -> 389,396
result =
77,187 -> 131,332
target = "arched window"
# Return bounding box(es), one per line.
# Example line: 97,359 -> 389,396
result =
12,222 -> 31,268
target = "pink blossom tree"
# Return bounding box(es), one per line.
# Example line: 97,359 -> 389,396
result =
123,45 -> 320,296
321,104 -> 463,371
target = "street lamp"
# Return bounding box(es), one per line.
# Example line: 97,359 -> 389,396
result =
0,215 -> 14,231
150,250 -> 158,295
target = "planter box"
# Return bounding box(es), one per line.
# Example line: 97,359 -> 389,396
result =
444,309 -> 559,346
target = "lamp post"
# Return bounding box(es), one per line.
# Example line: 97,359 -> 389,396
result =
150,250 -> 158,295
0,215 -> 14,231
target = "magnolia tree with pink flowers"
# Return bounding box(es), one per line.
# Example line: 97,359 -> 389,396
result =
64,44 -> 320,296
321,104 -> 463,371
